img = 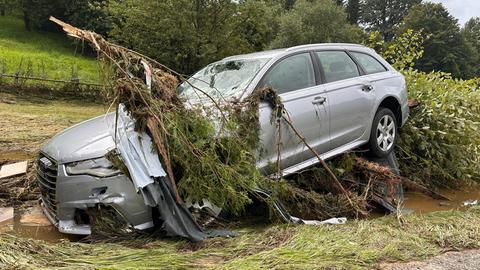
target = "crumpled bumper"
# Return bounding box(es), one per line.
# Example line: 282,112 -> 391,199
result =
38,156 -> 153,235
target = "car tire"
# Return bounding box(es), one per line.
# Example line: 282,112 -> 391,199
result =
368,107 -> 398,158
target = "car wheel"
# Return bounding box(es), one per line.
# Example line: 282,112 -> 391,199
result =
368,107 -> 397,158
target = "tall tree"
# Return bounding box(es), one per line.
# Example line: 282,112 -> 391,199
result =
270,0 -> 362,48
19,0 -> 110,34
107,0 -> 279,75
0,0 -> 5,16
361,0 -> 421,40
462,17 -> 480,77
463,18 -> 480,53
346,0 -> 360,24
400,3 -> 477,79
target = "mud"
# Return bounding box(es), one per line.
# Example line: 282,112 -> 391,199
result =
403,187 -> 480,213
0,206 -> 80,242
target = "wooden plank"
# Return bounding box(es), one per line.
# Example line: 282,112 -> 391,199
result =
0,207 -> 14,223
0,161 -> 28,179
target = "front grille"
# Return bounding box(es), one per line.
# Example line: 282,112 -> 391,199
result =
37,154 -> 58,220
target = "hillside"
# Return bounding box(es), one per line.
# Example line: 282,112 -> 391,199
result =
0,16 -> 100,83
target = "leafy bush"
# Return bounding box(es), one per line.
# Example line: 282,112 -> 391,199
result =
399,71 -> 480,186
367,30 -> 480,186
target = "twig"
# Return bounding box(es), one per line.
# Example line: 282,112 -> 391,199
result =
280,115 -> 358,210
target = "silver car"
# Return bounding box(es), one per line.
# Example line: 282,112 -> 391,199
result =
37,43 -> 409,235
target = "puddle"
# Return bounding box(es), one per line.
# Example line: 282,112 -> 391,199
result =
0,206 -> 81,242
404,187 -> 480,214
0,187 -> 479,242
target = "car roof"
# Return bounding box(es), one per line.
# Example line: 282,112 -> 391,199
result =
222,43 -> 371,61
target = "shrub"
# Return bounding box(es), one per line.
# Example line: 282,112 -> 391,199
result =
367,30 -> 480,186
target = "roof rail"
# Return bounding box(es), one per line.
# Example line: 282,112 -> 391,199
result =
285,43 -> 368,52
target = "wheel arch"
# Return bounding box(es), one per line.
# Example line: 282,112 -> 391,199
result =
377,96 -> 402,126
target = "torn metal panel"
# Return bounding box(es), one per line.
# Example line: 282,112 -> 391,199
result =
108,105 -> 166,194
110,105 -> 206,241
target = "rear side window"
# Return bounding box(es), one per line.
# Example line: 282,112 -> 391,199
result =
262,53 -> 315,94
316,51 -> 359,83
350,52 -> 387,74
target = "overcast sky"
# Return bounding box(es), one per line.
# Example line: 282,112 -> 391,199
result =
427,0 -> 480,26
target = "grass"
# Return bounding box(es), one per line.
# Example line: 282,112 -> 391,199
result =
0,91 -> 105,157
0,16 -> 100,84
2,208 -> 480,269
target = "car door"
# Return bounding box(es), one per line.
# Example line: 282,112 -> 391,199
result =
315,50 -> 376,152
255,52 -> 330,175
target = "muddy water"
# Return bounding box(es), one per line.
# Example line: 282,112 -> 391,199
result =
403,188 -> 480,213
0,206 -> 81,242
1,188 -> 479,243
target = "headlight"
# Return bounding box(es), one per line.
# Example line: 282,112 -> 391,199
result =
66,157 -> 121,178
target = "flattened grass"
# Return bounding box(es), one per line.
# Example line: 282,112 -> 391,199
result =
0,91 -> 105,154
2,208 -> 480,269
0,16 -> 100,83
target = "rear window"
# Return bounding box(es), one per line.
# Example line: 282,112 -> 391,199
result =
350,52 -> 387,74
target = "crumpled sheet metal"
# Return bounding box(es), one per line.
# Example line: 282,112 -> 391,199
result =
108,105 -> 166,193
109,105 -> 206,241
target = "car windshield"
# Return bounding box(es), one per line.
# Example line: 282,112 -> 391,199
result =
178,58 -> 270,101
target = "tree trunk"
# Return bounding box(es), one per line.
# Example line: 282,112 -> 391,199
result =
0,3 -> 5,16
23,10 -> 31,31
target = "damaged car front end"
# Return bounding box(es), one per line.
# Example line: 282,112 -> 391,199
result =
37,113 -> 154,235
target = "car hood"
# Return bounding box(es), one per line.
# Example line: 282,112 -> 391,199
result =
41,113 -> 116,164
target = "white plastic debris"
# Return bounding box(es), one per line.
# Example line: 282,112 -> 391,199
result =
463,200 -> 479,206
0,161 -> 28,179
291,216 -> 347,226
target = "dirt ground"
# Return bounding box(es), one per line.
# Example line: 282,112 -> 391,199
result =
381,249 -> 480,270
0,91 -> 105,160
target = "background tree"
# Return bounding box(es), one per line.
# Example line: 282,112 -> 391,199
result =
346,0 -> 360,24
462,17 -> 480,77
107,0 -> 279,75
360,0 -> 421,40
0,0 -> 5,16
270,0 -> 362,48
463,18 -> 480,51
400,3 -> 477,79
19,0 -> 110,34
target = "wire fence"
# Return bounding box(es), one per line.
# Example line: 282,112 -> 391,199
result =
0,73 -> 103,87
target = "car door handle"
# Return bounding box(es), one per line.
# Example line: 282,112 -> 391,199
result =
362,84 -> 374,92
312,96 -> 327,105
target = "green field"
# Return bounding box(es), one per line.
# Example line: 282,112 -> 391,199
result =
0,16 -> 100,83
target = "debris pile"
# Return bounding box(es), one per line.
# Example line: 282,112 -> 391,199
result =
0,160 -> 38,208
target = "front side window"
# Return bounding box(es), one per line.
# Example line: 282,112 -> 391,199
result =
178,58 -> 270,100
350,52 -> 387,74
262,53 -> 315,94
316,51 -> 359,83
